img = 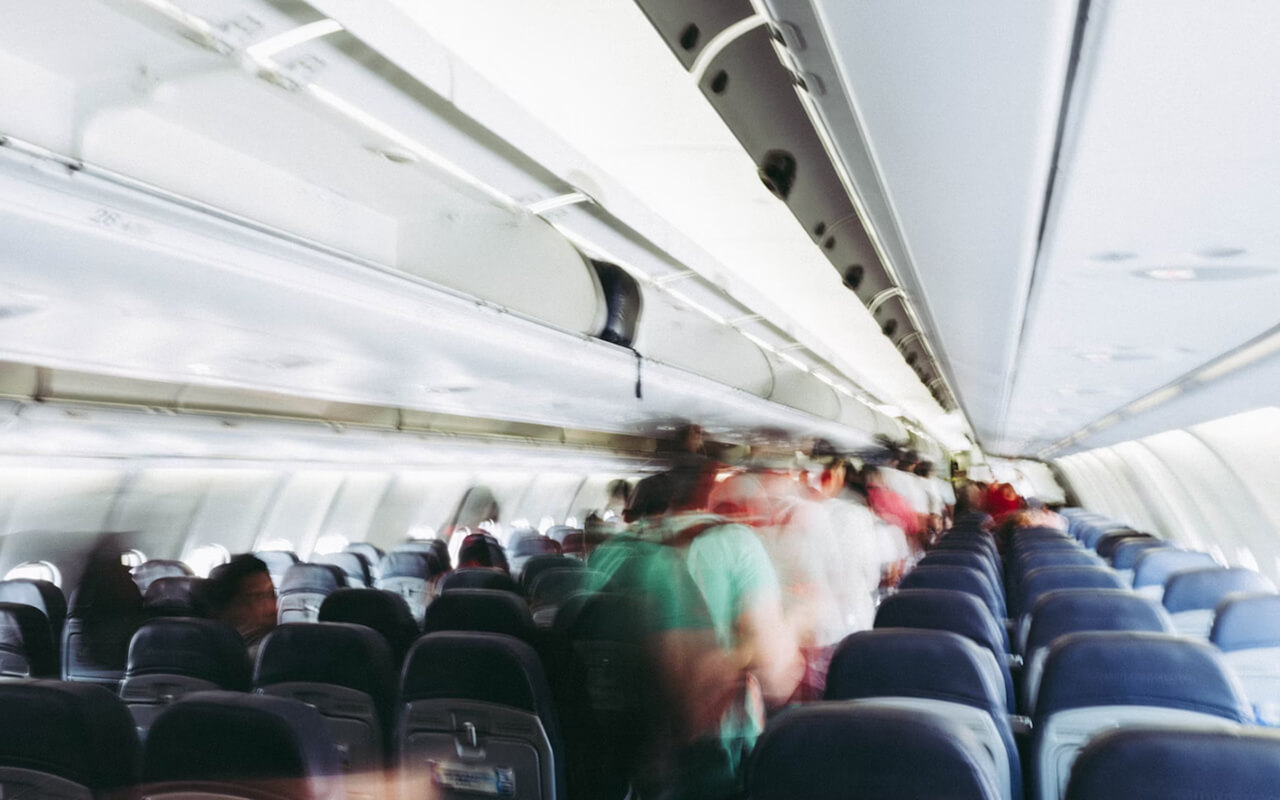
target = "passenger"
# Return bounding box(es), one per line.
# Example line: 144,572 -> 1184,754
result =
207,554 -> 277,658
443,485 -> 500,565
866,464 -> 927,557
596,469 -> 802,798
985,481 -> 1023,522
810,448 -> 878,633
75,537 -> 146,672
709,448 -> 842,702
455,531 -> 510,572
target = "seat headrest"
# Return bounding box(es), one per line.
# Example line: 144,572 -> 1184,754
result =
311,552 -> 369,586
279,563 -> 344,595
1036,631 -> 1251,723
343,542 -> 384,565
520,554 -> 583,589
1019,566 -> 1125,611
400,631 -> 555,721
825,629 -> 1004,712
0,579 -> 67,634
529,568 -> 589,606
1025,589 -> 1171,656
377,552 -> 436,580
747,703 -> 1002,800
0,602 -> 57,677
1211,592 -> 1280,651
143,691 -> 341,798
253,551 -> 300,573
510,534 -> 561,559
899,565 -> 998,610
422,588 -> 535,643
391,541 -> 449,572
131,560 -> 193,592
919,550 -> 992,572
438,567 -> 521,596
143,576 -> 211,616
1111,539 -> 1170,570
254,622 -> 395,719
1065,726 -> 1280,800
0,680 -> 139,792
1016,550 -> 1101,572
1094,531 -> 1153,559
1132,548 -> 1218,589
125,617 -> 251,690
873,589 -> 1004,657
1163,567 -> 1275,613
318,588 -> 419,662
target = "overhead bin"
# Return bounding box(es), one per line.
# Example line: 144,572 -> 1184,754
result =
632,0 -> 756,69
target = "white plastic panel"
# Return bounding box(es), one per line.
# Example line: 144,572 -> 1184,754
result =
1057,406 -> 1280,582
183,470 -> 282,556
301,471 -> 393,558
255,471 -> 346,553
0,467 -> 120,533
104,468 -> 215,560
505,473 -> 586,531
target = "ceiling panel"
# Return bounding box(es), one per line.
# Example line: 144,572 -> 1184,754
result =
1006,0 -> 1280,453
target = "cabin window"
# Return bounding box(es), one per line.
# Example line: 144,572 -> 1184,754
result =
4,560 -> 61,587
184,543 -> 230,578
119,549 -> 146,569
406,525 -> 437,541
312,534 -> 349,556
256,538 -> 294,553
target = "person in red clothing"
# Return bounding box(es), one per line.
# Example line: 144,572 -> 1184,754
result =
985,482 -> 1023,522
865,466 -> 927,556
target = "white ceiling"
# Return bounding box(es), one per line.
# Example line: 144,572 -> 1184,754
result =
774,0 -> 1280,455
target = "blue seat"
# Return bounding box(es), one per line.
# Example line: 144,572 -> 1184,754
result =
748,703 -> 1002,800
900,564 -> 1006,621
253,550 -> 300,589
0,680 -> 139,798
391,541 -> 447,575
1008,551 -> 1102,614
1131,549 -> 1219,598
0,603 -> 57,678
397,632 -> 564,800
1093,530 -> 1152,560
1065,726 -> 1280,800
826,629 -> 1020,800
1210,593 -> 1280,725
343,542 -> 386,577
1162,567 -> 1276,637
121,618 -> 252,739
1109,539 -> 1170,584
143,576 -> 211,617
131,560 -> 193,594
375,552 -> 438,622
919,551 -> 1003,599
254,622 -> 395,774
61,583 -> 144,688
277,564 -> 345,624
529,568 -> 590,628
421,588 -> 537,646
312,552 -> 372,588
520,554 -> 584,595
1015,566 -> 1126,648
875,589 -> 1015,708
142,691 -> 343,800
1033,632 -> 1252,800
318,588 -> 420,664
0,579 -> 67,642
437,567 -> 522,596
1021,589 -> 1172,713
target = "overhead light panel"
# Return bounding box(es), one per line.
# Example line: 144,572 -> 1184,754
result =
245,19 -> 345,61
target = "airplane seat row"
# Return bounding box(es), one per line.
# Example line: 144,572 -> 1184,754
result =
0,601 -> 58,678
1031,631 -> 1253,800
825,628 -> 1020,800
1210,592 -> 1280,725
1161,566 -> 1276,638
277,564 -> 348,625
130,560 -> 192,595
